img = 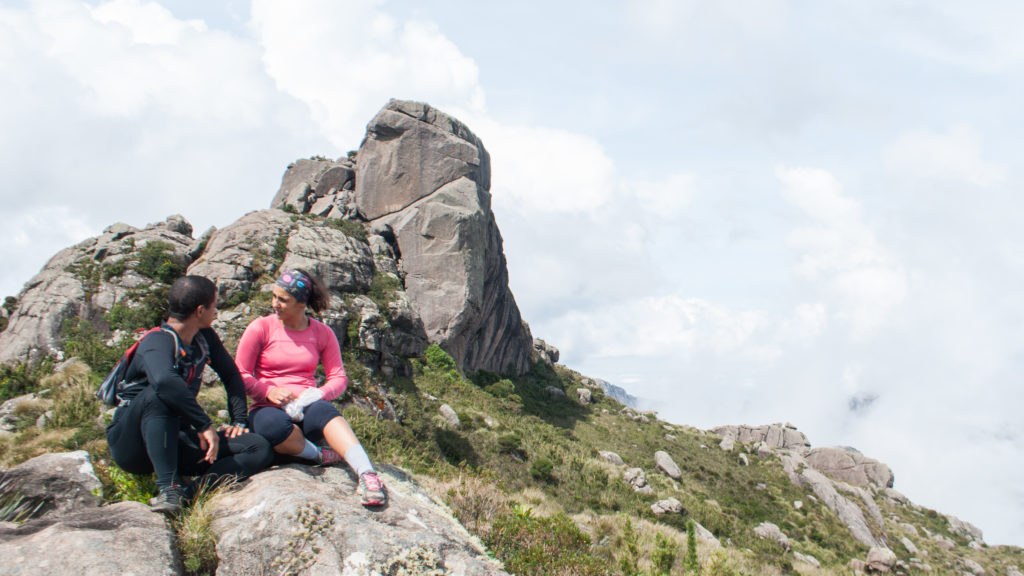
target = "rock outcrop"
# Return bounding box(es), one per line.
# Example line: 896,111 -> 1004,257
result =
712,423 -> 811,454
355,100 -> 533,375
0,452 -> 181,576
805,446 -> 894,488
0,452 -> 508,576
0,217 -> 196,363
212,464 -> 507,575
0,100 -> 530,379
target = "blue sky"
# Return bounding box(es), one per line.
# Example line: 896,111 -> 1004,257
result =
3,0 -> 1024,545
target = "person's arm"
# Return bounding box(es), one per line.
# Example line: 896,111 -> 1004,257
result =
202,328 -> 249,428
316,322 -> 348,401
136,331 -> 212,431
235,319 -> 271,403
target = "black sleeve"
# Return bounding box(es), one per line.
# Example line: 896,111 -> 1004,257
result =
202,328 -> 250,427
135,331 -> 213,431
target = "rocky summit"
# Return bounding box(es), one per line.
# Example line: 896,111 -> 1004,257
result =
0,99 -> 533,377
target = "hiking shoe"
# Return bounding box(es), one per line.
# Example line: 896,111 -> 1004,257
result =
317,446 -> 345,466
358,471 -> 387,507
149,485 -> 183,515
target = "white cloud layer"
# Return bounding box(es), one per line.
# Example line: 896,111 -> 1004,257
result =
3,0 -> 1024,547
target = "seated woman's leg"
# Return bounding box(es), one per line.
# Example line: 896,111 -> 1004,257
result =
303,400 -> 387,505
250,405 -> 318,459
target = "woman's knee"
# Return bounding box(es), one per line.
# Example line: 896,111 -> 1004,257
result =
250,407 -> 298,447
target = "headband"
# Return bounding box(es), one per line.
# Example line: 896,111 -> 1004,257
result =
275,269 -> 312,303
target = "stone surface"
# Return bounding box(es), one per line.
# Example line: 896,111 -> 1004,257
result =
0,218 -> 195,363
865,547 -> 897,573
356,100 -> 533,376
439,404 -> 461,428
794,551 -> 820,568
712,423 -> 810,454
533,338 -> 559,365
576,388 -> 592,404
0,451 -> 102,519
654,450 -> 682,480
0,501 -> 180,576
753,522 -> 791,551
650,497 -> 683,515
599,451 -> 624,466
945,513 -> 984,543
210,464 -> 508,575
805,446 -> 894,488
779,453 -> 884,548
623,468 -> 647,490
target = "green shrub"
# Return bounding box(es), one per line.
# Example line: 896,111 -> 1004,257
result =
484,379 -> 515,398
0,358 -> 52,403
61,318 -> 122,375
651,532 -> 677,576
325,217 -> 367,240
368,272 -> 402,309
485,506 -> 611,576
529,457 -> 555,482
685,519 -> 701,574
424,345 -> 459,380
134,241 -> 184,284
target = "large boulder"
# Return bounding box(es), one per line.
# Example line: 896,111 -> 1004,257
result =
0,502 -> 181,576
712,423 -> 811,454
210,464 -> 508,575
805,446 -> 894,489
780,453 -> 885,548
0,217 -> 196,364
0,451 -> 102,519
0,451 -> 180,576
356,100 -> 533,375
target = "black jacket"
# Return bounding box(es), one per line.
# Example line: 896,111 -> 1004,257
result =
122,325 -> 248,430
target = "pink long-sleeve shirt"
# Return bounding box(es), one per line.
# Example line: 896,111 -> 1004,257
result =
235,314 -> 348,409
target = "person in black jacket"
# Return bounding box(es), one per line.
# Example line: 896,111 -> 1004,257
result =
105,275 -> 273,514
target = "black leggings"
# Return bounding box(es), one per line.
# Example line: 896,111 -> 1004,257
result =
106,385 -> 273,489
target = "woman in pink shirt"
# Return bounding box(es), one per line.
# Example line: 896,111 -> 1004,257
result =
235,269 -> 386,506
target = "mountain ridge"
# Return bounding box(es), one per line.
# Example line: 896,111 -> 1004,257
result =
0,99 -> 1021,575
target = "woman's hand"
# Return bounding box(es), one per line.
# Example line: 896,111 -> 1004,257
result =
267,386 -> 297,406
219,423 -> 249,439
198,426 -> 219,464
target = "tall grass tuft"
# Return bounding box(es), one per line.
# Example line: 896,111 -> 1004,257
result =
174,479 -> 236,576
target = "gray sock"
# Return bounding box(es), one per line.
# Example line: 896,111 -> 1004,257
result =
298,439 -> 321,461
343,444 -> 374,476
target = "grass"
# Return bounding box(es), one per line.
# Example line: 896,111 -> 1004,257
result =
174,479 -> 237,576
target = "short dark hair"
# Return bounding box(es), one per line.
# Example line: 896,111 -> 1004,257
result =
294,268 -> 329,314
167,275 -> 217,320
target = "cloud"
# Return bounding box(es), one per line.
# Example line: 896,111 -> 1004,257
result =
250,0 -> 485,149
777,165 -> 907,338
883,124 -> 1006,187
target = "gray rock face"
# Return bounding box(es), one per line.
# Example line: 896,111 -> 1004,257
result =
576,388 -> 592,404
0,451 -> 179,576
356,100 -> 533,375
753,522 -> 791,551
650,497 -> 683,515
599,451 -> 624,466
0,217 -> 195,363
865,547 -> 897,573
805,446 -> 894,488
654,450 -> 682,480
272,157 -> 357,217
439,403 -> 461,428
0,502 -> 180,576
533,338 -> 559,365
623,467 -> 647,490
780,453 -> 884,548
0,450 -> 102,520
0,393 -> 46,436
713,423 -> 810,454
945,513 -> 984,544
210,464 -> 508,576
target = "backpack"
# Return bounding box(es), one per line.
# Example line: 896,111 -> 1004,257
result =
95,327 -> 182,406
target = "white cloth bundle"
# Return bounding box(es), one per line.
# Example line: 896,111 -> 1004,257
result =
283,387 -> 324,422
